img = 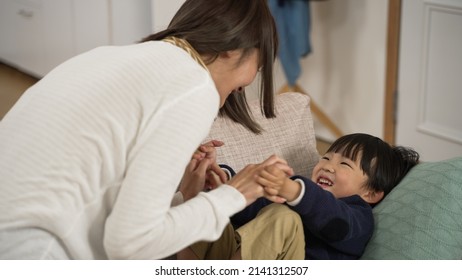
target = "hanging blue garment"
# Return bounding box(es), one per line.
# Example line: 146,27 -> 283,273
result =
268,0 -> 311,86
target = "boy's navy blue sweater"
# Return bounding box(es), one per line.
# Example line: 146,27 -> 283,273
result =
229,171 -> 374,260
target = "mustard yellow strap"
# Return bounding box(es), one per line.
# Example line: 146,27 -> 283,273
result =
162,37 -> 208,71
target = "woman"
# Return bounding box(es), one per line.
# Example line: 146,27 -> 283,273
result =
0,0 -> 287,259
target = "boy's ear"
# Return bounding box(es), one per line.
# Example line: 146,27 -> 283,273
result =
361,190 -> 384,204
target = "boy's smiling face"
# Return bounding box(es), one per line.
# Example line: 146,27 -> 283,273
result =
311,152 -> 369,199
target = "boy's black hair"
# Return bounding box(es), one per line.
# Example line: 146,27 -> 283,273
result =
326,133 -> 420,197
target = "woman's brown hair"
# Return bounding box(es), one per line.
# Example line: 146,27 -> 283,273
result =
141,0 -> 278,133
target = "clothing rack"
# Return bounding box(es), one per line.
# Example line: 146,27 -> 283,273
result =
278,83 -> 343,138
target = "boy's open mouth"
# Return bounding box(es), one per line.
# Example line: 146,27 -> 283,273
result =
317,177 -> 333,188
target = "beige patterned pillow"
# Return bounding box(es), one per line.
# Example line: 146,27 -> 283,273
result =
205,92 -> 320,178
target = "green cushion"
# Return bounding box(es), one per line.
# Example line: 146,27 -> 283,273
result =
361,157 -> 462,259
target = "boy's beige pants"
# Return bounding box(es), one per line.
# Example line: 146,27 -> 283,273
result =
190,204 -> 305,260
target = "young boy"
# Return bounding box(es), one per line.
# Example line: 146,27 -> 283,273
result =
176,141 -> 305,260
231,133 -> 420,259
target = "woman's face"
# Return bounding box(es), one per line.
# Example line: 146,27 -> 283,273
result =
207,49 -> 260,107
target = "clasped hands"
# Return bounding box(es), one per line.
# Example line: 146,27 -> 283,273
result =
179,140 -> 294,206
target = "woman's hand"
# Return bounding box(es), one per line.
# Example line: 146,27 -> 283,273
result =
227,155 -> 293,206
179,140 -> 227,201
179,158 -> 211,201
193,140 -> 228,188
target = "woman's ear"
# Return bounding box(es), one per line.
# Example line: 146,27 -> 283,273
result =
219,49 -> 243,60
361,190 -> 384,204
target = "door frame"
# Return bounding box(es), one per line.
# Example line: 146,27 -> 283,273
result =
383,0 -> 401,145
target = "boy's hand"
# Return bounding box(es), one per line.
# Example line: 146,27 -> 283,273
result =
258,164 -> 288,195
227,155 -> 292,206
258,164 -> 301,202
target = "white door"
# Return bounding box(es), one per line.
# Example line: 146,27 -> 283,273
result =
396,0 -> 462,161
0,0 -> 45,76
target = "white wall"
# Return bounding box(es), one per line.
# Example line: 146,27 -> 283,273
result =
110,0 -> 152,45
151,0 -> 388,142
294,0 -> 388,141
151,0 -> 185,31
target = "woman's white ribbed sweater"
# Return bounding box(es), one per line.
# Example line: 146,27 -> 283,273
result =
0,41 -> 245,259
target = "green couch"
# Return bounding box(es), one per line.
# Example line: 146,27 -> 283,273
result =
361,157 -> 462,259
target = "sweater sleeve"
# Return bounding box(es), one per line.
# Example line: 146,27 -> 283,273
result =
104,79 -> 245,259
219,165 -> 272,229
289,175 -> 374,257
